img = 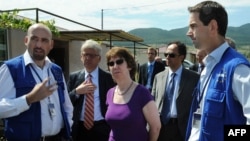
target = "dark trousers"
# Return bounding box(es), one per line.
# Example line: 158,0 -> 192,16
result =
40,131 -> 71,141
40,135 -> 66,141
71,120 -> 110,141
158,118 -> 183,141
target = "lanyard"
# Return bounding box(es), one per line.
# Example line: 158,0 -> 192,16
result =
196,66 -> 216,107
29,64 -> 57,120
29,64 -> 52,102
29,64 -> 50,84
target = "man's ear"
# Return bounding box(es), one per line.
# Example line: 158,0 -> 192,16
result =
209,19 -> 218,34
50,40 -> 54,50
24,36 -> 28,46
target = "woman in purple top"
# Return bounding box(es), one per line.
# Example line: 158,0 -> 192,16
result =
105,47 -> 161,141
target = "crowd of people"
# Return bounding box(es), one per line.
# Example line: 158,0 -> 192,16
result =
0,1 -> 250,141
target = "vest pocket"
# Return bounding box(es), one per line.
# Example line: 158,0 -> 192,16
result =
202,89 -> 225,139
204,89 -> 225,119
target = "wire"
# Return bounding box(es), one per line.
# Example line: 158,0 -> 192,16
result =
103,0 -> 175,11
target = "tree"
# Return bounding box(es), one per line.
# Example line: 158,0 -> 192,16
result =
0,9 -> 59,36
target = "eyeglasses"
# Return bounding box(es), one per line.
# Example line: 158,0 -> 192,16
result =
107,59 -> 124,66
82,53 -> 99,58
164,53 -> 179,58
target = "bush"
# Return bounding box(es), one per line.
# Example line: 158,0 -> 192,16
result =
0,9 -> 59,36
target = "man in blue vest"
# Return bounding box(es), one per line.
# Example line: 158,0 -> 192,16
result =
0,23 -> 73,141
186,1 -> 250,141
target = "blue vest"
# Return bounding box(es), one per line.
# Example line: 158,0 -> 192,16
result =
186,48 -> 250,141
4,56 -> 71,141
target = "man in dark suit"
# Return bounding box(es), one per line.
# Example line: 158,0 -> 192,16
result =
67,39 -> 115,141
189,49 -> 206,74
138,47 -> 165,92
152,41 -> 199,141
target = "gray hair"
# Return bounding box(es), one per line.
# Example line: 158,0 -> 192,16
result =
81,39 -> 102,55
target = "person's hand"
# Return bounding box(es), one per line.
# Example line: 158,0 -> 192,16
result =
75,81 -> 96,95
26,77 -> 58,105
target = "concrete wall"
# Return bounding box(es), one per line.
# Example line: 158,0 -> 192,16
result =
8,29 -> 26,58
68,40 -> 83,73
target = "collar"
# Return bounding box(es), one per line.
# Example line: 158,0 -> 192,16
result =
148,61 -> 155,66
84,67 -> 98,79
199,63 -> 205,67
23,50 -> 51,68
168,65 -> 183,78
204,42 -> 229,67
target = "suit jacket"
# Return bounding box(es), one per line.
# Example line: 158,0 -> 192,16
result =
67,68 -> 115,122
138,61 -> 165,88
152,67 -> 199,139
189,63 -> 199,72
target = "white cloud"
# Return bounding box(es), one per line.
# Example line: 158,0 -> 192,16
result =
1,0 -> 250,31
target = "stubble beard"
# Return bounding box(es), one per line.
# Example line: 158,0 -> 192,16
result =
33,53 -> 45,61
32,48 -> 46,61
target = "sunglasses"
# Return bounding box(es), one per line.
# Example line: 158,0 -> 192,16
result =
107,59 -> 124,66
164,53 -> 179,58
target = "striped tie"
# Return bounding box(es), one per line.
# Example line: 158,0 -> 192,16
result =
84,74 -> 94,130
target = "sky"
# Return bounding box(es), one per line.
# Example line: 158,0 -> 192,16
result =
0,0 -> 250,32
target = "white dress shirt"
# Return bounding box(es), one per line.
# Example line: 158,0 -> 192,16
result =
80,67 -> 104,121
0,50 -> 73,136
188,42 -> 250,141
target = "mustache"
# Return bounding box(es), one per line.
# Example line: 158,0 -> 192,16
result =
34,48 -> 45,52
34,47 -> 43,50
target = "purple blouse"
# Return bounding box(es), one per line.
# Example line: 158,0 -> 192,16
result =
105,84 -> 153,141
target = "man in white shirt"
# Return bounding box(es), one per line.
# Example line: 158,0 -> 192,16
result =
0,23 -> 73,141
186,1 -> 250,141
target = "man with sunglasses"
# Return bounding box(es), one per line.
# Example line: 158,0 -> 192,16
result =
138,47 -> 165,92
67,39 -> 115,141
152,41 -> 199,141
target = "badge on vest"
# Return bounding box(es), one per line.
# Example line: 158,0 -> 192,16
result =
192,109 -> 202,128
48,103 -> 56,119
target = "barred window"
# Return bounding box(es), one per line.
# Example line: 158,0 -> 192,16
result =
0,28 -> 7,66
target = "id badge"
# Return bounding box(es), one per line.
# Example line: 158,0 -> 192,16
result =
48,103 -> 56,119
192,111 -> 201,128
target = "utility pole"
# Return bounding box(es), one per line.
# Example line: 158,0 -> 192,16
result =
101,9 -> 103,30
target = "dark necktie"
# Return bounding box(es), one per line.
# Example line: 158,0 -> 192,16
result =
198,65 -> 205,74
146,63 -> 153,89
84,74 -> 94,130
161,73 -> 176,124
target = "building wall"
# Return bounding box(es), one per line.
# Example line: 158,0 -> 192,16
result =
99,44 -> 110,71
68,40 -> 83,73
8,29 -> 26,58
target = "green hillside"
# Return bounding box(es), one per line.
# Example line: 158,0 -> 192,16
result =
127,23 -> 250,46
113,23 -> 250,60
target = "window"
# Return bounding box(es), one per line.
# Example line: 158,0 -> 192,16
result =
0,28 -> 7,66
